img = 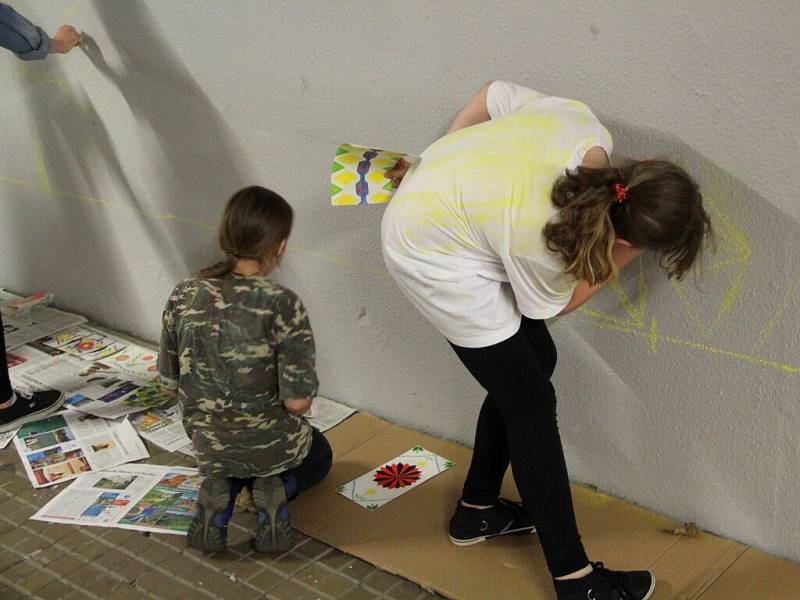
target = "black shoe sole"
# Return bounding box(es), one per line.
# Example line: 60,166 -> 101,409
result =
187,478 -> 230,553
449,524 -> 537,547
252,476 -> 293,553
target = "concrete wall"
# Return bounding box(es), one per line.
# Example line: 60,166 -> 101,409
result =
1,1 -> 798,561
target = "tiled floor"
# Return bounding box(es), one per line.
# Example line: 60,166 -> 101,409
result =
0,441 -> 445,599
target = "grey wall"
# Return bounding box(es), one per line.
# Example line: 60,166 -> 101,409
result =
2,1 -> 798,561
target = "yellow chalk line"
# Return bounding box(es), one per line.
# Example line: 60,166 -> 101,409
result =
752,276 -> 800,352
578,316 -> 799,374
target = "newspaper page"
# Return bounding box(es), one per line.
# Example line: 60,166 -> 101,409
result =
10,354 -> 145,420
97,345 -> 159,380
30,464 -> 200,535
1,289 -> 87,350
0,429 -> 15,449
13,412 -> 149,488
38,326 -> 131,362
130,405 -> 191,453
305,396 -> 357,432
5,341 -> 62,371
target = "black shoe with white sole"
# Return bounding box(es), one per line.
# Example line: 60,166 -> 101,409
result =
554,561 -> 655,600
0,389 -> 65,433
448,498 -> 536,546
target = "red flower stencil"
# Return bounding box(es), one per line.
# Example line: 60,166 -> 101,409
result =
373,462 -> 422,489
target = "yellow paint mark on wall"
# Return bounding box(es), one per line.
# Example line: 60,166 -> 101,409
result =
579,316 -> 799,374
752,276 -> 800,352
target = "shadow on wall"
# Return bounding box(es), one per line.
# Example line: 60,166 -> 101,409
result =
559,117 -> 799,553
12,56 -> 179,316
87,0 -> 251,270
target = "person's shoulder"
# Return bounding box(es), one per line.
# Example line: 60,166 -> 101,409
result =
251,279 -> 304,307
581,146 -> 610,168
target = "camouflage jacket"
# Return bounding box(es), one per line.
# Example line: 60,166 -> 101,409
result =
158,275 -> 318,478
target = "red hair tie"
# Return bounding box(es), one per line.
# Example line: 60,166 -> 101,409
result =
613,183 -> 628,203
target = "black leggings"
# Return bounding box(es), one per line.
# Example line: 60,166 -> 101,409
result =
229,426 -> 333,501
450,317 -> 588,578
0,310 -> 12,401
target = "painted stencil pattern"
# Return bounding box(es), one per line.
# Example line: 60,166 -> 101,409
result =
331,143 -> 408,206
336,446 -> 454,510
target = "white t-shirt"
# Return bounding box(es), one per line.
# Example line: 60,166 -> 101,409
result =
381,81 -> 613,348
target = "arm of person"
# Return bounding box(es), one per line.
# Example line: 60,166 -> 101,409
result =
558,242 -> 643,315
275,292 -> 319,417
447,80 -> 494,134
0,3 -> 80,59
157,295 -> 181,398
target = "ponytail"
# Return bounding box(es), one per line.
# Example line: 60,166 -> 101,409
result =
544,159 -> 712,284
195,254 -> 237,279
544,166 -> 621,285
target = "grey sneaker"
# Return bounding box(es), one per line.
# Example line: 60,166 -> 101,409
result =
187,477 -> 233,552
252,476 -> 293,553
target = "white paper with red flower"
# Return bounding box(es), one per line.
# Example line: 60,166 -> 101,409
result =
336,446 -> 455,510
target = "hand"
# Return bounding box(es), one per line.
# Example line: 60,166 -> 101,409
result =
49,25 -> 81,54
385,158 -> 411,189
284,397 -> 313,416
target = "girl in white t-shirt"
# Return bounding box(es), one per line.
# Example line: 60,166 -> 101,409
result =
382,81 -> 711,600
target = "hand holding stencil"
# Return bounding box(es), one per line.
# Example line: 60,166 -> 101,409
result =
331,144 -> 417,206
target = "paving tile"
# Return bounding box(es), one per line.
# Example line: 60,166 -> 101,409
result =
363,569 -> 404,593
8,563 -> 57,593
318,548 -> 353,572
295,561 -> 355,597
269,552 -> 311,577
35,578 -> 75,599
294,537 -> 331,560
341,558 -> 376,582
110,582 -> 151,600
133,569 -> 196,597
248,565 -> 285,592
159,553 -> 203,577
387,579 -> 428,600
268,578 -> 324,600
341,586 -> 383,600
222,556 -> 269,582
0,585 -> 29,600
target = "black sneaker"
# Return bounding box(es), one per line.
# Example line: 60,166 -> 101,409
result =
554,561 -> 655,600
187,477 -> 233,552
252,475 -> 293,553
0,389 -> 65,433
448,498 -> 536,546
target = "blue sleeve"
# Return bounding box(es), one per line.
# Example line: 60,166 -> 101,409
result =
0,2 -> 50,60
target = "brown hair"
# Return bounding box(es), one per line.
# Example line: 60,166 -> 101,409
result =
196,186 -> 293,279
543,159 -> 713,285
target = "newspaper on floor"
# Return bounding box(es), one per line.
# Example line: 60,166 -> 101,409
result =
130,404 -> 191,453
30,463 -> 200,535
10,346 -> 157,420
6,340 -> 63,372
13,411 -> 149,488
38,326 -> 131,362
176,444 -> 195,457
305,396 -> 357,432
1,289 -> 87,350
0,429 -> 16,449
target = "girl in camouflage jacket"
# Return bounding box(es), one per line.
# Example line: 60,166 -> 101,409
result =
159,186 -> 332,553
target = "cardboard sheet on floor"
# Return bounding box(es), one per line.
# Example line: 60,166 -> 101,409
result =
697,547 -> 800,599
300,412 -> 784,600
